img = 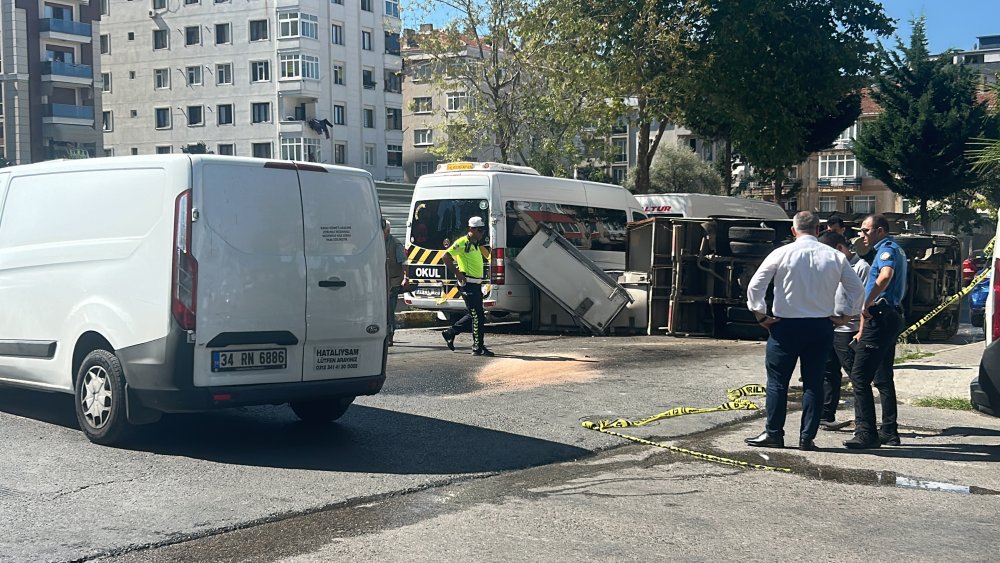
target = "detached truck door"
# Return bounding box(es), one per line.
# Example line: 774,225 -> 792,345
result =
192,160 -> 308,387
298,166 -> 387,382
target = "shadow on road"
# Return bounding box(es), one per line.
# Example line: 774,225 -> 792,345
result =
0,389 -> 589,475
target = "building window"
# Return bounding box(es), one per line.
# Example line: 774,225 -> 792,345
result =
332,63 -> 344,85
216,63 -> 233,85
129,70 -> 136,79
104,149 -> 114,157
153,0 -> 166,8
215,23 -> 231,45
413,97 -> 432,113
362,69 -> 376,89
130,109 -> 138,117
847,195 -> 876,214
279,53 -> 320,80
128,32 -> 135,41
217,103 -> 234,125
102,0 -> 111,15
249,19 -> 269,41
333,104 -> 345,125
102,111 -> 113,132
361,0 -> 372,11
332,23 -> 344,45
185,26 -> 200,46
280,137 -> 321,162
413,160 -> 435,178
385,31 -> 400,55
331,0 -> 343,4
334,143 -> 346,164
834,124 -> 858,147
154,68 -> 169,89
101,72 -> 112,93
818,196 -> 837,213
100,34 -> 110,54
387,144 -> 403,167
250,60 -> 270,82
155,107 -> 171,129
384,69 -> 401,93
819,154 -> 856,178
251,102 -> 271,123
186,65 -> 202,86
364,144 -> 376,166
414,129 -> 433,146
446,92 -> 467,112
131,147 -> 139,155
184,0 -> 200,4
386,107 -> 402,130
187,105 -> 204,126
278,12 -> 318,39
384,0 -> 399,18
361,30 -> 372,51
252,142 -> 272,158
612,139 -> 627,163
611,167 -> 627,185
156,146 -> 173,154
153,29 -> 168,50
217,143 -> 235,155
363,107 -> 374,128
412,63 -> 432,81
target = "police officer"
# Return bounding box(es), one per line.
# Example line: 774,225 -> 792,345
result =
441,216 -> 495,357
845,214 -> 907,449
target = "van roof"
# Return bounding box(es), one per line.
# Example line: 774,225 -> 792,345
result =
635,193 -> 788,219
0,155 -> 374,178
434,162 -> 540,175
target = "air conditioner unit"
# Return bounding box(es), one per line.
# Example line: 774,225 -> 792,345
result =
148,10 -> 156,18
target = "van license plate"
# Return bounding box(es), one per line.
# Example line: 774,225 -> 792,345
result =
414,287 -> 442,298
211,349 -> 287,372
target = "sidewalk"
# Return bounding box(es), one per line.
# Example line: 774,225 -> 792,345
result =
894,340 -> 986,401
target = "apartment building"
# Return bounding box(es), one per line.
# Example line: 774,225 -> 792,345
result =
0,0 -> 104,164
951,34 -> 1000,88
99,0 -> 403,180
401,24 -> 501,184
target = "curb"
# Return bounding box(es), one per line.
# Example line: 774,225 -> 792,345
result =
395,310 -> 442,329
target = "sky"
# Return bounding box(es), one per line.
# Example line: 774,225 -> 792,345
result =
404,1 -> 1000,54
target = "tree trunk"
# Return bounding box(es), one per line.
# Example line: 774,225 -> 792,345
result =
722,140 -> 733,196
635,97 -> 651,194
772,178 -> 784,205
920,197 -> 930,232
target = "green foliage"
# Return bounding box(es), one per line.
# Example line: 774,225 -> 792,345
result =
911,396 -> 974,410
682,0 -> 892,202
623,143 -> 722,194
852,17 -> 994,229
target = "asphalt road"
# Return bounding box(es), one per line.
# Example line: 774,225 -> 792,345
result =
1,325 -> 997,562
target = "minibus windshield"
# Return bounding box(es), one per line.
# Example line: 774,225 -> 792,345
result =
410,199 -> 490,249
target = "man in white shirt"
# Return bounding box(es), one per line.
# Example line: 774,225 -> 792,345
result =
745,211 -> 865,451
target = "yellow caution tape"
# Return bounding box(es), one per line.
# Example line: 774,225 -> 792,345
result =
581,384 -> 791,472
897,236 -> 994,342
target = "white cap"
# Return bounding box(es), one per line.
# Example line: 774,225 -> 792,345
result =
468,216 -> 485,228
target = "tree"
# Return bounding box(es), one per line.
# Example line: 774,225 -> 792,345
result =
624,143 -> 722,194
680,0 -> 893,199
852,17 -> 993,229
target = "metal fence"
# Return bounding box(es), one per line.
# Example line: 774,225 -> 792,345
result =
375,181 -> 415,240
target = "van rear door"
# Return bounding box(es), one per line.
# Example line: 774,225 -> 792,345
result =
298,165 -> 386,381
192,159 -> 308,387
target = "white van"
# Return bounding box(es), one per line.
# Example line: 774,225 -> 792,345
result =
986,220 -> 999,345
635,193 -> 788,219
0,155 -> 387,444
403,162 -> 645,315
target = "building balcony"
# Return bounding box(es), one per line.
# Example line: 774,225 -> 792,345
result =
40,19 -> 92,42
41,61 -> 93,86
42,103 -> 94,125
818,176 -> 862,189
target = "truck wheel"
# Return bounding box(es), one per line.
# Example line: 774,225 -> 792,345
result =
74,349 -> 133,445
728,227 -> 775,243
730,242 -> 773,257
290,396 -> 355,423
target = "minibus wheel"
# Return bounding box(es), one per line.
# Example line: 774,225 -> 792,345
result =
74,349 -> 132,445
290,396 -> 355,423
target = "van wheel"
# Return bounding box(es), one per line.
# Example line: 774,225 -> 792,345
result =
74,350 -> 132,445
290,396 -> 355,423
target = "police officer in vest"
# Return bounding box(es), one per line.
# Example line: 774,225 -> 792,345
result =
441,216 -> 495,357
845,213 -> 907,449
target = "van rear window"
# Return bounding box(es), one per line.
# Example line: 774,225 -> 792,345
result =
505,201 -> 627,252
410,199 -> 489,249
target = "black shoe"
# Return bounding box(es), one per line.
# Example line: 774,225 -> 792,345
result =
799,439 -> 818,451
442,330 -> 455,351
878,431 -> 901,446
844,434 -> 881,449
819,419 -> 851,431
472,347 -> 495,357
744,431 -> 784,448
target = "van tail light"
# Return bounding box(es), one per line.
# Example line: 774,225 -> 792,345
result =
172,190 -> 198,330
490,247 -> 505,285
992,258 -> 1000,342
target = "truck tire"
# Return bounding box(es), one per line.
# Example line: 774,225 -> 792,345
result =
74,349 -> 134,445
290,396 -> 355,423
728,226 -> 775,243
730,241 -> 774,257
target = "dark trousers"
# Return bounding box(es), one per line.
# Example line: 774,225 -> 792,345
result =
764,318 -> 834,441
451,283 -> 485,350
822,330 -> 857,422
387,287 -> 401,336
849,304 -> 902,437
